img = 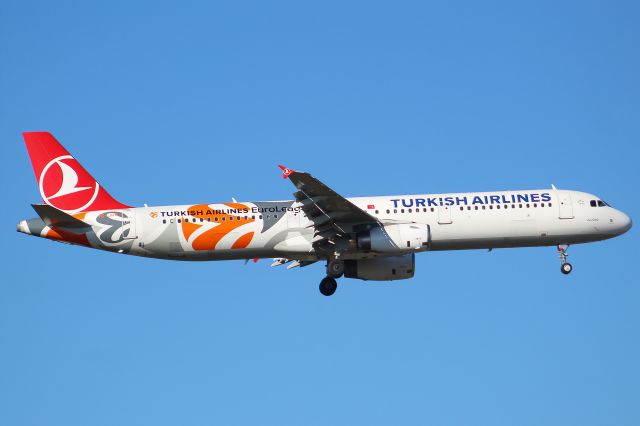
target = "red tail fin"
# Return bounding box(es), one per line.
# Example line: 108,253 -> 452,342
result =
23,132 -> 130,213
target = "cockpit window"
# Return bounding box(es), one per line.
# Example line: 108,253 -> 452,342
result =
590,200 -> 597,207
598,200 -> 609,207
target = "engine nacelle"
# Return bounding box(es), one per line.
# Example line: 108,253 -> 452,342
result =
357,224 -> 430,254
344,254 -> 415,281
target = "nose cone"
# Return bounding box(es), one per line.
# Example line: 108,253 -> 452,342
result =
620,212 -> 632,234
613,210 -> 632,236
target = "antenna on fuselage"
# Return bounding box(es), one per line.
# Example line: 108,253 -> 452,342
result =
551,184 -> 557,190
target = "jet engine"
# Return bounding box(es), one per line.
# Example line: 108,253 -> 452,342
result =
357,223 -> 430,254
344,253 -> 415,281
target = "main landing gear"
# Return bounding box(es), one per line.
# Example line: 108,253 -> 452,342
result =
319,260 -> 345,296
557,244 -> 573,275
319,277 -> 338,296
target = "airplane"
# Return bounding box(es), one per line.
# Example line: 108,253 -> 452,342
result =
17,132 -> 632,296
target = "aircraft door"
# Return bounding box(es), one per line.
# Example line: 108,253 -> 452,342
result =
557,191 -> 574,219
95,210 -> 137,244
438,205 -> 452,224
122,210 -> 137,239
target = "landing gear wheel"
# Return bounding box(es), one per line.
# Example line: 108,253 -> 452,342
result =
327,260 -> 345,278
557,245 -> 573,275
319,277 -> 337,296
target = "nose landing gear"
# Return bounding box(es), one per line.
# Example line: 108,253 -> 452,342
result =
557,244 -> 573,274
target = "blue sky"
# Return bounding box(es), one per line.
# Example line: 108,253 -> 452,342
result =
1,1 -> 639,425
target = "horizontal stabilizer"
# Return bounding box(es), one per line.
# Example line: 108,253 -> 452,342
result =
31,204 -> 90,231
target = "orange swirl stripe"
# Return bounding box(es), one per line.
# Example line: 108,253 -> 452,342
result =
181,203 -> 255,251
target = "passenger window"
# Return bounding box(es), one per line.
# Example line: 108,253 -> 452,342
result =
423,208 -> 427,212
475,206 -> 478,210
386,209 -> 390,214
526,204 -> 530,208
467,206 -> 471,210
274,214 -> 278,218
489,205 -> 493,209
430,208 -> 435,212
497,205 -> 500,209
482,206 -> 486,210
259,215 -> 263,219
162,219 -> 166,224
541,203 -> 545,207
215,217 -> 219,222
177,219 -> 181,223
375,210 -> 379,214
512,204 -> 515,209
207,218 -> 211,222
460,206 -> 464,211
401,209 -> 404,213
408,209 -> 412,213
394,209 -> 397,214
533,203 -> 537,208
548,203 -> 552,207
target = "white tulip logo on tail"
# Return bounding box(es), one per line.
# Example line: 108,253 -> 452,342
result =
39,155 -> 100,213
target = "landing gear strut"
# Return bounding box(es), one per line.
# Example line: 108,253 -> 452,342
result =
557,244 -> 573,274
326,260 -> 345,278
319,276 -> 337,296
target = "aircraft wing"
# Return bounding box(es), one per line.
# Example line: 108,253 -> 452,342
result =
279,165 -> 379,250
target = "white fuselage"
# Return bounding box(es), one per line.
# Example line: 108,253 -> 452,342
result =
107,189 -> 630,261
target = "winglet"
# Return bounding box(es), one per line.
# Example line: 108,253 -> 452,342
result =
278,165 -> 295,179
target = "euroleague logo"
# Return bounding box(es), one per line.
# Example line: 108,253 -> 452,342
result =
39,155 -> 99,213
